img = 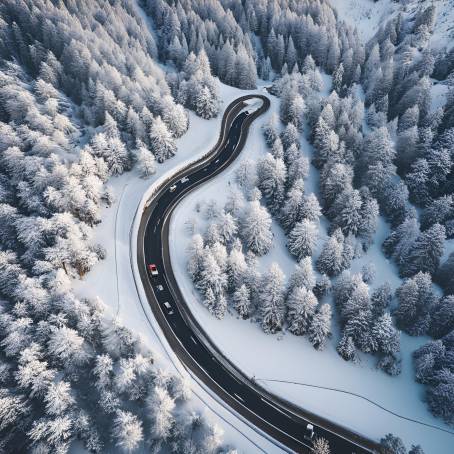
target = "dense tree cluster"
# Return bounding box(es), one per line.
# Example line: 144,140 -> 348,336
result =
0,0 -> 194,168
413,334 -> 454,426
333,272 -> 401,374
0,1 -> 235,452
186,191 -> 332,349
145,0 -> 364,87
362,5 -> 454,255
0,236 -> 223,453
379,433 -> 425,454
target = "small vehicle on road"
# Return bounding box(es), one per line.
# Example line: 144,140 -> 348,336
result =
156,284 -> 164,291
170,184 -> 177,192
148,264 -> 158,276
180,176 -> 189,184
304,423 -> 314,441
163,301 -> 174,315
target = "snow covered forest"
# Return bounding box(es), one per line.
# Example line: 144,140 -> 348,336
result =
0,0 -> 232,452
0,0 -> 453,452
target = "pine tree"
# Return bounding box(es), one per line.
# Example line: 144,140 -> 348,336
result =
310,436 -> 330,454
203,287 -> 217,313
260,263 -> 285,334
436,252 -> 454,295
395,272 -> 438,336
403,223 -> 445,277
147,386 -> 175,440
287,220 -> 318,260
240,201 -> 273,256
288,257 -> 316,293
197,252 -> 227,298
227,245 -> 247,291
300,194 -> 322,222
263,113 -> 279,147
149,116 -> 177,163
233,284 -> 251,319
286,287 -> 318,336
285,36 -> 297,72
217,211 -> 238,245
329,188 -> 363,236
44,380 -> 74,416
313,118 -> 339,168
256,153 -> 287,215
332,63 -> 344,93
429,296 -> 454,339
288,157 -> 310,186
308,304 -> 332,350
213,293 -> 227,320
187,234 -> 204,282
379,434 -> 407,454
371,283 -> 392,317
314,274 -> 332,299
344,310 -> 373,352
317,235 -> 344,277
288,95 -> 306,130
112,410 -> 143,453
280,182 -> 305,233
134,141 -> 156,178
371,313 -> 400,355
320,162 -> 353,208
337,333 -> 357,362
280,122 -> 300,151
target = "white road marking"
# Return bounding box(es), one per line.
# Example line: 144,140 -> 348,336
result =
234,393 -> 245,403
261,398 -> 289,417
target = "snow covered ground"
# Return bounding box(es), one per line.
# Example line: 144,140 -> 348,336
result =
328,0 -> 397,41
331,0 -> 454,51
72,82 -> 285,454
168,88 -> 454,453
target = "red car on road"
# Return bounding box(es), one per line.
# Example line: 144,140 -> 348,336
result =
148,264 -> 158,276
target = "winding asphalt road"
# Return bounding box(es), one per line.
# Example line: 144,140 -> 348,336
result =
136,95 -> 379,453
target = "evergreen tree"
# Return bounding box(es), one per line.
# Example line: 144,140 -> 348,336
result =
288,257 -> 316,293
260,263 -> 285,334
149,116 -> 177,163
112,410 -> 143,453
240,201 -> 273,256
436,252 -> 454,295
286,287 -> 317,336
371,313 -> 400,355
317,234 -> 344,277
256,153 -> 287,215
134,141 -> 156,178
395,272 -> 438,336
429,296 -> 454,339
337,333 -> 357,362
308,304 -> 332,350
403,223 -> 445,277
287,220 -> 318,260
379,434 -> 407,454
280,182 -> 305,233
233,284 -> 251,319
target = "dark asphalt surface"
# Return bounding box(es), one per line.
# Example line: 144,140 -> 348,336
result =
137,95 -> 379,454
